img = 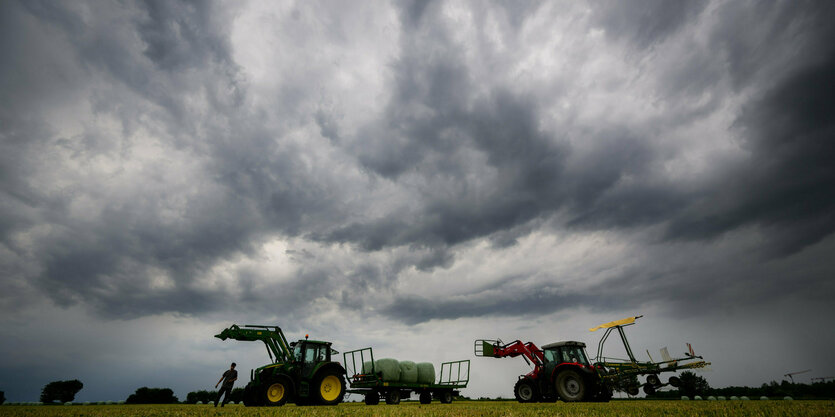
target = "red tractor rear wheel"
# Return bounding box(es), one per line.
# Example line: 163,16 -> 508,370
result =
555,370 -> 586,402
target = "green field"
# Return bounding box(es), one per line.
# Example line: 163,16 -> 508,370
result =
1,401 -> 833,417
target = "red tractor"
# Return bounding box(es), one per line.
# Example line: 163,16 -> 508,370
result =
475,338 -> 612,402
475,316 -> 710,402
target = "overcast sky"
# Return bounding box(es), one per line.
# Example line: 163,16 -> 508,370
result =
1,0 -> 834,403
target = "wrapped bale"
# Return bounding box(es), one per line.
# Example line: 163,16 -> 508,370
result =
399,361 -> 418,383
375,358 -> 401,382
416,362 -> 435,384
362,361 -> 374,374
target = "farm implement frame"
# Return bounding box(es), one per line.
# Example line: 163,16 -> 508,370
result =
590,315 -> 710,395
343,347 -> 470,405
475,315 -> 711,401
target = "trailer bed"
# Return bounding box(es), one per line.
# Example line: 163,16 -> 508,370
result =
343,347 -> 469,405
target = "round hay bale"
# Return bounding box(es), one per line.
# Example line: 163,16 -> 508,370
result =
730,396 -> 739,400
760,396 -> 768,400
375,358 -> 401,382
417,362 -> 435,384
694,395 -> 703,400
362,361 -> 374,374
717,396 -> 726,400
399,361 -> 418,383
64,402 -> 73,406
680,396 -> 689,401
707,396 -> 716,401
784,396 -> 793,401
197,401 -> 203,405
741,396 -> 749,401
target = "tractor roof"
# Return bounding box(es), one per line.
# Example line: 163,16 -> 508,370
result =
300,339 -> 332,346
541,341 -> 586,349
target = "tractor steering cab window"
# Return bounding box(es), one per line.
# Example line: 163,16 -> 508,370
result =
560,347 -> 589,365
543,349 -> 558,363
304,344 -> 320,364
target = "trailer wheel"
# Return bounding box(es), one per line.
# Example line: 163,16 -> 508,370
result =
643,384 -> 656,395
668,376 -> 681,387
626,385 -> 639,396
312,369 -> 345,405
419,392 -> 432,404
364,392 -> 379,405
263,377 -> 291,406
555,370 -> 586,402
514,378 -> 538,403
646,374 -> 660,386
385,390 -> 400,405
438,390 -> 453,404
591,386 -> 612,402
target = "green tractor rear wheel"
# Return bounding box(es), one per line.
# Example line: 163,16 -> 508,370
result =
312,370 -> 345,405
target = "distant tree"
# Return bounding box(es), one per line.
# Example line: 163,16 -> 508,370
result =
230,388 -> 244,403
185,390 -> 217,404
679,371 -> 710,398
40,380 -> 83,403
126,387 -> 178,404
0,390 -> 5,405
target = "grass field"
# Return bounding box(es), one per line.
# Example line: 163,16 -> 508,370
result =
1,401 -> 833,417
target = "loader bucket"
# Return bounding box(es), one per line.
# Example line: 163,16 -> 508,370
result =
474,340 -> 498,357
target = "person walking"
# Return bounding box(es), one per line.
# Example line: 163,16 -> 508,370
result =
214,362 -> 238,407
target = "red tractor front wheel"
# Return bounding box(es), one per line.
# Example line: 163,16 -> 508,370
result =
514,378 -> 539,403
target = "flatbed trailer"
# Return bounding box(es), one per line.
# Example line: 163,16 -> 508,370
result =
343,347 -> 470,405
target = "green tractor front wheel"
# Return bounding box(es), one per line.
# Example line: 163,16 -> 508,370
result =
263,378 -> 292,406
242,383 -> 262,406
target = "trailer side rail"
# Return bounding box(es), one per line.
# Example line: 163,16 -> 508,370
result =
343,347 -> 377,384
438,359 -> 470,386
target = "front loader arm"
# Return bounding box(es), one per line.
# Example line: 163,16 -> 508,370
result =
475,339 -> 545,367
215,324 -> 294,363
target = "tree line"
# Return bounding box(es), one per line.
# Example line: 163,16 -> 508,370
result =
17,379 -> 242,404
11,373 -> 833,404
647,371 -> 835,399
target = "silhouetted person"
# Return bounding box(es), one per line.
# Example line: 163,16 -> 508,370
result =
214,362 -> 237,407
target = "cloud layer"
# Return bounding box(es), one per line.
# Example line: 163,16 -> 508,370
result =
1,0 -> 833,342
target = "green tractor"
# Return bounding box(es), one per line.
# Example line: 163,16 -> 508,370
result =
214,324 -> 346,406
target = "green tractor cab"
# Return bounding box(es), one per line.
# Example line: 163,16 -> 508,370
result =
215,324 -> 346,406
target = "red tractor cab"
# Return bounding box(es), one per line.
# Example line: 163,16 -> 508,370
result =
475,339 -> 611,402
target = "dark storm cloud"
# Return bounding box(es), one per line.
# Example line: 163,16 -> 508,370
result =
337,0 -> 835,255
2,0 -> 834,325
664,3 -> 835,256
329,0 -> 835,322
592,0 -> 708,47
0,0 -> 345,318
